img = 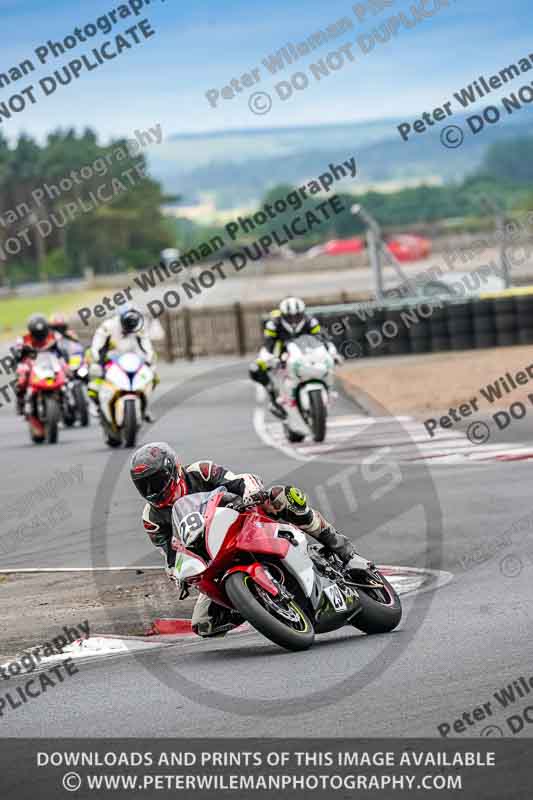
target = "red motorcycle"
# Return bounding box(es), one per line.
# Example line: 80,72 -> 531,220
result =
171,488 -> 402,652
23,352 -> 67,444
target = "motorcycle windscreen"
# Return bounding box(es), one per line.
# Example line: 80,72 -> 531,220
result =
172,489 -> 224,549
33,353 -> 60,378
290,334 -> 324,350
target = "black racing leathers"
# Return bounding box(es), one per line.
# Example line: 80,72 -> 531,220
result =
142,461 -> 353,569
262,314 -> 322,355
142,461 -> 262,568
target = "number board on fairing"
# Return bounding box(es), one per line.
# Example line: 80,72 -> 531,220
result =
324,584 -> 347,612
178,512 -> 205,546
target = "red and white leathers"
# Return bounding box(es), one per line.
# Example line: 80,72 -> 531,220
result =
15,332 -> 67,410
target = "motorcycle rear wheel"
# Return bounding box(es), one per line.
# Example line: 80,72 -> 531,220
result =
45,395 -> 60,444
351,574 -> 402,635
225,571 -> 314,652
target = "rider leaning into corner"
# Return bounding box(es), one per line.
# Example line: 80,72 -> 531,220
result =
88,306 -> 158,421
130,442 -> 367,637
14,314 -> 69,415
249,296 -> 341,418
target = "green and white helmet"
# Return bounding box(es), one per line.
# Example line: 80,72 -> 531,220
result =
279,297 -> 306,335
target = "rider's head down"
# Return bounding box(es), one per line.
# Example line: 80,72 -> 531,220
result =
120,306 -> 144,335
27,314 -> 49,343
130,442 -> 187,508
279,297 -> 306,335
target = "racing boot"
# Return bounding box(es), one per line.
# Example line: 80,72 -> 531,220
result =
267,386 -> 287,420
192,609 -> 244,638
318,527 -> 372,573
191,596 -> 244,638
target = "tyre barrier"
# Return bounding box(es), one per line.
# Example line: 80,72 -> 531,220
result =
311,289 -> 533,360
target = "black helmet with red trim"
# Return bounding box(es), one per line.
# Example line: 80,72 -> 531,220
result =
130,442 -> 187,508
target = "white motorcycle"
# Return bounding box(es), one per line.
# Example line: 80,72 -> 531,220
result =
98,352 -> 154,448
272,335 -> 337,444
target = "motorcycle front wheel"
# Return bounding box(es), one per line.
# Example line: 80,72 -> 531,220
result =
73,382 -> 89,427
45,395 -> 60,444
123,398 -> 138,448
351,574 -> 402,635
224,571 -> 315,652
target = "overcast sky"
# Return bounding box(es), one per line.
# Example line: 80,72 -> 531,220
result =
0,0 -> 530,144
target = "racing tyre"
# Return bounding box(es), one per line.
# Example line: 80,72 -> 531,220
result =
74,383 -> 89,427
63,409 -> 76,427
309,389 -> 326,443
351,574 -> 402,635
123,398 -> 138,448
225,571 -> 315,652
45,396 -> 60,444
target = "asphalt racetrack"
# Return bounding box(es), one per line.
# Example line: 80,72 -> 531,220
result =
1,358 -> 532,738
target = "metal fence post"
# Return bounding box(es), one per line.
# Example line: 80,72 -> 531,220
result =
234,302 -> 246,356
183,308 -> 194,361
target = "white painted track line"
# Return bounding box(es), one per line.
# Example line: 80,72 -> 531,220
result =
254,403 -> 533,464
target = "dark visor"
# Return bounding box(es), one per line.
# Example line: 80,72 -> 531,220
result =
134,472 -> 172,500
286,313 -> 304,325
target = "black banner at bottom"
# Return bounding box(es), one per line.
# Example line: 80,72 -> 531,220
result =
0,738 -> 530,799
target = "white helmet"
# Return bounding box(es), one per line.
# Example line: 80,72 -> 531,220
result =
279,297 -> 306,335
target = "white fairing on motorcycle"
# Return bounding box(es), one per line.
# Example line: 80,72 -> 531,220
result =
275,335 -> 335,442
99,351 -> 154,445
206,508 -> 239,558
174,550 -> 207,582
33,353 -> 62,381
276,526 -> 316,597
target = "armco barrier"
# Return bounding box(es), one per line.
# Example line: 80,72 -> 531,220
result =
309,287 -> 533,360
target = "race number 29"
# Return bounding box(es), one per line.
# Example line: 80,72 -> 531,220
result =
178,512 -> 205,546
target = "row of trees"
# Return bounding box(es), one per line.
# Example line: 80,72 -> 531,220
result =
175,134 -> 533,258
0,129 -> 174,285
3,128 -> 532,282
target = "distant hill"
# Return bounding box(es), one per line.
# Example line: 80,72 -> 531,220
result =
146,113 -> 533,209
